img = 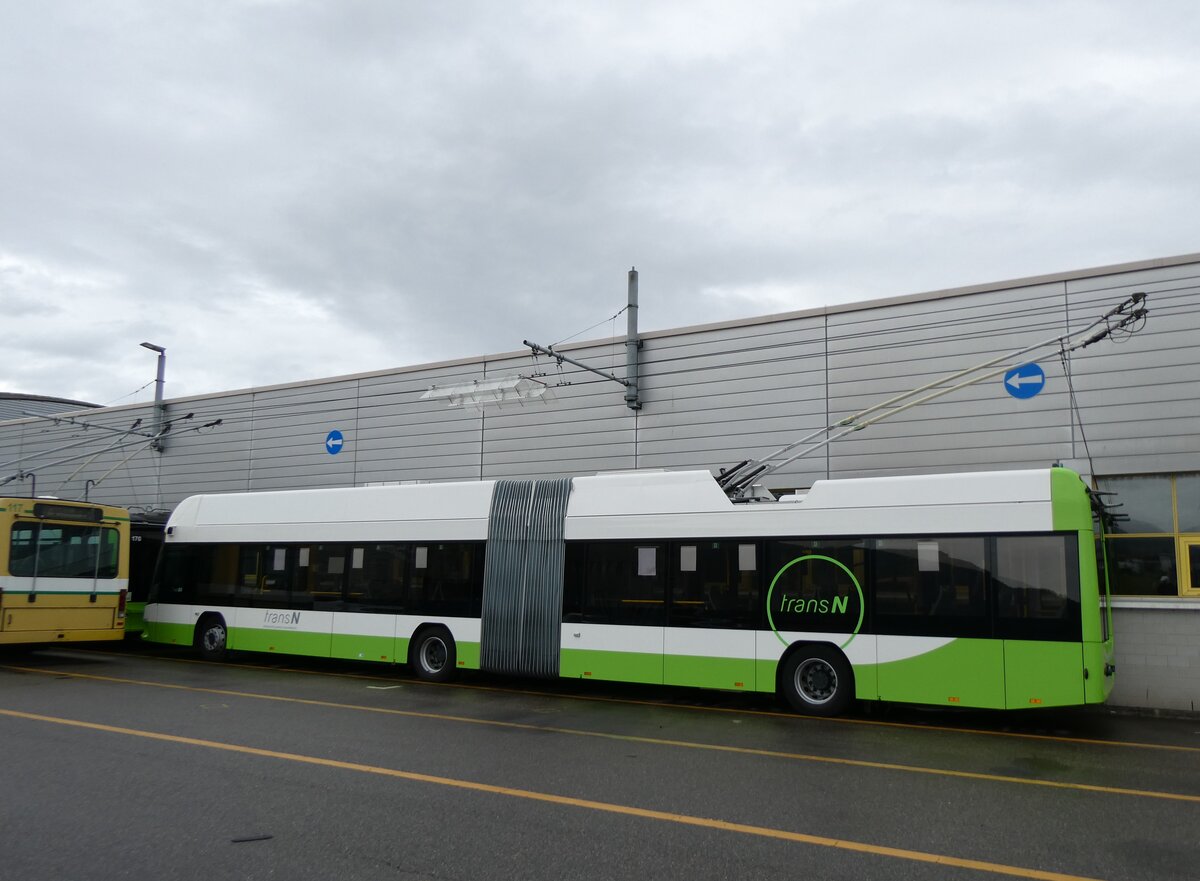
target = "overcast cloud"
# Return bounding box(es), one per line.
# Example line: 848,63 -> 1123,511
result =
2,1 -> 1197,406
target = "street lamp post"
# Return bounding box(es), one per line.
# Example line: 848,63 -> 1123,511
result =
140,342 -> 166,452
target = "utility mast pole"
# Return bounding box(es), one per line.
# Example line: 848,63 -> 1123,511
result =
624,267 -> 641,410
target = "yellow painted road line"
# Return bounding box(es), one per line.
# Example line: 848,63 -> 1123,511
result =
68,649 -> 1200,755
0,707 -> 1106,881
7,665 -> 1200,805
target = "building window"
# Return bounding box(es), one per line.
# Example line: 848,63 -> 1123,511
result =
1095,474 -> 1200,597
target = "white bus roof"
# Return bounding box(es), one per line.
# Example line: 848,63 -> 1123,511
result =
165,467 -> 1061,543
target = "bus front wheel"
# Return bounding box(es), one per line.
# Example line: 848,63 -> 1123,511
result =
780,645 -> 853,716
410,626 -> 456,682
196,614 -> 228,662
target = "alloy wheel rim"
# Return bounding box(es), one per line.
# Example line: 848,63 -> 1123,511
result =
795,658 -> 836,704
421,638 -> 447,672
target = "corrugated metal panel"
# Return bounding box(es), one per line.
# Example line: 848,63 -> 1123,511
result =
1,256 -> 1195,511
824,284 -> 1085,480
1064,269 -> 1200,476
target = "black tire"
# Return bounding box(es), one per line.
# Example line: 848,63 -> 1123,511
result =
410,626 -> 456,682
780,644 -> 854,716
196,614 -> 228,662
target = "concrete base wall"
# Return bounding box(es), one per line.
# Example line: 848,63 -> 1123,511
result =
1110,604 -> 1200,713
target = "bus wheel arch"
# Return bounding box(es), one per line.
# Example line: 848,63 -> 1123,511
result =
195,613 -> 228,662
409,624 -> 457,682
777,642 -> 854,717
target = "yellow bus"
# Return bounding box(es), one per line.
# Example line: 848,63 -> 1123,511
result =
1,497 -> 129,646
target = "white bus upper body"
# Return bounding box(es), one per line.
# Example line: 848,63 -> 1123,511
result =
163,468 -> 1060,545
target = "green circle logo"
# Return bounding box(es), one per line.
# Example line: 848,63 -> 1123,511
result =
766,554 -> 864,650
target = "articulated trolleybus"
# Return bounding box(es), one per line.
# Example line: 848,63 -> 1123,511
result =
143,465 -> 1112,715
1,497 -> 130,646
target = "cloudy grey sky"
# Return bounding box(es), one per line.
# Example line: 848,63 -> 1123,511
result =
3,1 -> 1197,406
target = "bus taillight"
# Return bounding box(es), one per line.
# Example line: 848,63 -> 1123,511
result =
117,589 -> 128,620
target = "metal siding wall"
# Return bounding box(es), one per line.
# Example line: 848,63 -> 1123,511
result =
1064,265 -> 1200,476
155,393 -> 255,502
826,283 -> 1076,479
1,257 -> 1195,504
637,317 -> 828,486
0,401 -> 161,507
243,380 -> 361,491
480,347 -> 637,480
355,365 -> 486,484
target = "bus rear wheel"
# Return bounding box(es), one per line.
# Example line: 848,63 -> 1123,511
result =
410,626 -> 456,682
780,645 -> 853,716
196,614 -> 228,662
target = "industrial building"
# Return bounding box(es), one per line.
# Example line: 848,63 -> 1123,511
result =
3,252 -> 1197,712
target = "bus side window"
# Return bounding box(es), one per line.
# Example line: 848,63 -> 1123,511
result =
870,537 -> 987,638
410,542 -> 482,617
158,544 -> 222,604
8,522 -> 38,576
294,545 -> 347,608
347,543 -> 409,611
579,541 -> 665,626
670,541 -> 758,629
994,535 -> 1081,640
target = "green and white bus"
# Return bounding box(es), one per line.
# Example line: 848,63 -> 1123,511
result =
142,466 -> 1113,715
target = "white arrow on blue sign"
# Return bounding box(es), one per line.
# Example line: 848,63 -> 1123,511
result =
1003,363 -> 1046,399
325,429 -> 345,454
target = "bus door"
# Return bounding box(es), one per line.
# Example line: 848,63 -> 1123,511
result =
663,541 -> 757,691
872,538 -> 1005,708
996,535 -> 1085,709
233,545 -> 334,657
560,541 -> 665,685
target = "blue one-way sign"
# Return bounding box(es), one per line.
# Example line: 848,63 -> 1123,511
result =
325,429 -> 345,455
1004,363 -> 1046,399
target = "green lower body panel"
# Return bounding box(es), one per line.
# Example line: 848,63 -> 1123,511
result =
873,640 -> 1007,709
561,648 -> 663,684
1004,641 -> 1084,708
752,660 -> 778,694
331,634 -> 396,663
332,636 -> 481,669
853,661 -> 878,701
232,627 -> 331,657
142,620 -> 195,647
664,654 -> 756,691
141,613 -> 1101,713
456,641 -> 481,671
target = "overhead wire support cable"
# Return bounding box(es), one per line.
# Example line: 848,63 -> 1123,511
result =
20,411 -> 155,439
0,431 -> 120,474
552,305 -> 628,348
0,413 -> 216,492
1,434 -> 147,489
523,340 -> 633,389
717,293 -> 1149,500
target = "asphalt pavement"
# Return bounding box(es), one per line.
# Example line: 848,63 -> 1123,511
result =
1,642 -> 1198,881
